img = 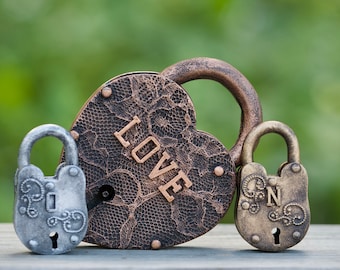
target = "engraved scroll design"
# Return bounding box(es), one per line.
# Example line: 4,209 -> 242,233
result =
19,178 -> 45,218
268,203 -> 307,226
240,174 -> 266,214
47,210 -> 87,233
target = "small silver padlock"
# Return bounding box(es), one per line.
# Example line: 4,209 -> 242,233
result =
14,124 -> 88,254
235,121 -> 310,252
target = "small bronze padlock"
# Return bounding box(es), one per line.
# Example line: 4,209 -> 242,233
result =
14,124 -> 88,254
235,121 -> 310,252
65,57 -> 262,249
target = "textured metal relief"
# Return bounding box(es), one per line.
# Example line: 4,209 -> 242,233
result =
19,177 -> 87,233
47,210 -> 87,233
62,56 -> 265,250
67,73 -> 236,249
62,58 -> 263,250
19,178 -> 45,218
240,173 -> 266,214
240,173 -> 307,227
268,202 -> 307,226
14,124 -> 88,255
235,121 -> 311,252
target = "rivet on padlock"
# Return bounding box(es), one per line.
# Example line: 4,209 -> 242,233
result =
14,124 -> 88,254
235,121 -> 310,252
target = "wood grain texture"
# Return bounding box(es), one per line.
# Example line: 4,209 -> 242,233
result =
1,224 -> 339,269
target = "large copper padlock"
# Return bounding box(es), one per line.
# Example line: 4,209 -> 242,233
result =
235,121 -> 310,251
65,57 -> 262,249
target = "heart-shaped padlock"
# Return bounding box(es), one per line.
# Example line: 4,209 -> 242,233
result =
65,57 -> 262,249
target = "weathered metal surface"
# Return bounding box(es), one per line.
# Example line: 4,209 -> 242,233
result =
14,124 -> 88,255
160,57 -> 263,166
68,71 -> 236,249
235,121 -> 310,252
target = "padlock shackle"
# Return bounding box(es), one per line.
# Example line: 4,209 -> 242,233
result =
18,124 -> 78,169
160,57 -> 262,166
241,120 -> 300,165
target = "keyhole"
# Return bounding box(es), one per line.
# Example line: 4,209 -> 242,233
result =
99,185 -> 115,201
49,232 -> 58,249
272,227 -> 281,245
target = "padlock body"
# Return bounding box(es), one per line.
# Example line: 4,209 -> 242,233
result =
67,72 -> 236,249
14,164 -> 88,254
235,162 -> 310,252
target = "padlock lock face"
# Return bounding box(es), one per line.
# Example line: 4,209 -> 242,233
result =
14,124 -> 88,255
235,121 -> 310,252
236,162 -> 310,251
68,72 -> 236,249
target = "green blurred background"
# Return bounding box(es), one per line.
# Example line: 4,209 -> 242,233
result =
1,0 -> 340,223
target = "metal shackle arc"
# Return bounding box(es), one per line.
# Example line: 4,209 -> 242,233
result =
161,57 -> 263,166
18,124 -> 78,170
241,120 -> 300,165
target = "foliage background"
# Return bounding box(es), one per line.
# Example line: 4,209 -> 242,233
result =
1,0 -> 340,223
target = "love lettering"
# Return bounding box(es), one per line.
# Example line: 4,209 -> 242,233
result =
114,116 -> 192,202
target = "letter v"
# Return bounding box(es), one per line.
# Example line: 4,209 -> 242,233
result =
149,151 -> 178,179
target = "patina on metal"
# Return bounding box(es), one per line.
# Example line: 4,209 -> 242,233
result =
14,124 -> 88,255
66,71 -> 235,249
160,57 -> 263,166
235,120 -> 310,252
61,57 -> 262,249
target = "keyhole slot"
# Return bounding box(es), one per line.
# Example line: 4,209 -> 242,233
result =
271,227 -> 281,245
49,232 -> 58,249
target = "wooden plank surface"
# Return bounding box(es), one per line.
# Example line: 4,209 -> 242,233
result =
0,224 -> 339,269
